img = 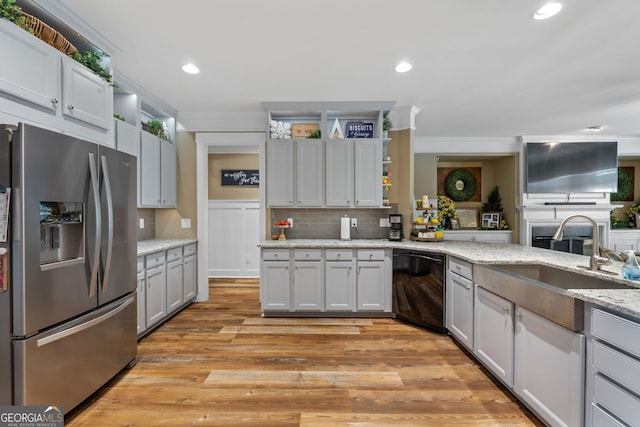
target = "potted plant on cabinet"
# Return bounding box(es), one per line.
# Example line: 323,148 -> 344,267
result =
145,119 -> 168,140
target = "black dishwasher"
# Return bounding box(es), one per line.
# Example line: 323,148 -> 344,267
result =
392,249 -> 446,333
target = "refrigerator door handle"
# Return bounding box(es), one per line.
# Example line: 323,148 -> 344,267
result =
88,152 -> 101,298
100,155 -> 114,293
35,297 -> 134,347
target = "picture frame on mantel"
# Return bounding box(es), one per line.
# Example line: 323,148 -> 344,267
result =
457,208 -> 478,229
482,212 -> 501,229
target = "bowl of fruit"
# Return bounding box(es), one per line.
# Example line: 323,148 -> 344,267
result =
274,220 -> 291,240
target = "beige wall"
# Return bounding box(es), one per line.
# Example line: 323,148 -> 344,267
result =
156,131 -> 198,239
413,154 -> 519,242
208,153 -> 260,200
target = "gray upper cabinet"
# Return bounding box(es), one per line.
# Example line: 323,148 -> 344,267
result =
139,131 -> 176,208
326,139 -> 354,207
139,131 -> 161,207
160,138 -> 176,207
114,119 -> 140,157
354,139 -> 383,207
0,19 -> 59,111
0,19 -> 114,147
263,101 -> 394,208
266,139 -> 294,207
296,139 -> 324,207
61,56 -> 113,131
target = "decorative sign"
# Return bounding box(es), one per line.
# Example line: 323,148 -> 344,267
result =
345,121 -> 374,138
221,170 -> 259,186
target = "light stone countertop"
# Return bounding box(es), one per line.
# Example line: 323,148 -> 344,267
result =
137,238 -> 198,257
260,238 -> 640,318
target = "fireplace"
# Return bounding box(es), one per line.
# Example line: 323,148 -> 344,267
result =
518,202 -> 614,253
531,225 -> 592,255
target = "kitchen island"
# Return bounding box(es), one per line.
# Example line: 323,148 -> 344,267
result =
260,239 -> 640,316
260,238 -> 640,427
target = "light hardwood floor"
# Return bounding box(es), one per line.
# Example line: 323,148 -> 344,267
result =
66,279 -> 543,426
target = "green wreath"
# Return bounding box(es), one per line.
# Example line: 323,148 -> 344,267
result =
611,168 -> 633,201
445,169 -> 477,201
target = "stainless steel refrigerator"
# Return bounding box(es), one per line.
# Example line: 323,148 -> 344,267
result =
0,123 -> 137,413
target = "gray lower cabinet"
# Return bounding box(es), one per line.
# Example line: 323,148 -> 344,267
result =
473,285 -> 514,387
138,243 -> 198,337
514,306 -> 584,427
469,283 -> 585,427
260,249 -> 291,310
145,252 -> 166,329
325,249 -> 356,311
260,248 -> 390,314
586,307 -> 640,427
446,257 -> 474,350
136,257 -> 146,335
166,247 -> 183,314
292,249 -> 323,310
183,244 -> 197,301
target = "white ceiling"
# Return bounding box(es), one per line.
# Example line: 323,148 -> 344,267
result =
60,0 -> 640,139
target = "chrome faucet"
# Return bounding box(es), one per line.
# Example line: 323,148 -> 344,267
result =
552,214 -> 610,271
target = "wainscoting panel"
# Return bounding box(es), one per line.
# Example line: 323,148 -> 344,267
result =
208,200 -> 260,277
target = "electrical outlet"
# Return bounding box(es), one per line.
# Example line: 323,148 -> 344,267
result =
380,218 -> 390,227
287,218 -> 293,228
351,218 -> 357,227
181,218 -> 191,228
139,218 -> 144,229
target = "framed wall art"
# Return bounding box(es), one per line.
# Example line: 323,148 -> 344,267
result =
450,218 -> 460,230
456,208 -> 478,229
481,212 -> 501,229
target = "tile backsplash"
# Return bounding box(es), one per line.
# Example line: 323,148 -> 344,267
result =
137,208 -> 156,241
271,207 -> 398,240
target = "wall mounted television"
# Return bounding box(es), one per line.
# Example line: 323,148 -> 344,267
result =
525,141 -> 618,193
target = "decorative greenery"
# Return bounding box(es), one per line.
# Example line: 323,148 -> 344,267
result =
444,169 -> 477,201
146,119 -> 168,140
113,113 -> 125,122
383,114 -> 391,131
482,186 -> 503,212
307,129 -> 321,139
627,202 -> 640,228
0,0 -> 29,32
437,194 -> 458,223
611,167 -> 633,202
73,51 -> 113,84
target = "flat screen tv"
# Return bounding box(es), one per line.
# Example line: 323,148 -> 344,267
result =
526,141 -> 618,193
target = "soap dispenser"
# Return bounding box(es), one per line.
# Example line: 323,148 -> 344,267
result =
622,250 -> 640,280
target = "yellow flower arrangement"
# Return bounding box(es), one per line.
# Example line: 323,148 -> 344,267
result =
437,194 -> 458,222
627,202 -> 639,228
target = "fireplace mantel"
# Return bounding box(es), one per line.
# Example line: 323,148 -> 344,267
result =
518,203 -> 622,249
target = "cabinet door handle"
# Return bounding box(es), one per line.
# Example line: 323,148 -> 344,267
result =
51,98 -> 58,104
503,307 -> 510,313
67,104 -> 75,110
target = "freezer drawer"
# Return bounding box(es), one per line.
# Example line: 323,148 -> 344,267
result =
13,294 -> 137,413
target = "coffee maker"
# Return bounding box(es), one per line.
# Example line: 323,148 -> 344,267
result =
389,214 -> 403,241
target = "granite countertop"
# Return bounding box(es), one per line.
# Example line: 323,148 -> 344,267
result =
260,238 -> 640,318
137,238 -> 198,257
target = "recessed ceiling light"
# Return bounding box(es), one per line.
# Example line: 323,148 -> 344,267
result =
534,3 -> 563,20
182,63 -> 200,74
586,125 -> 606,131
395,62 -> 412,73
